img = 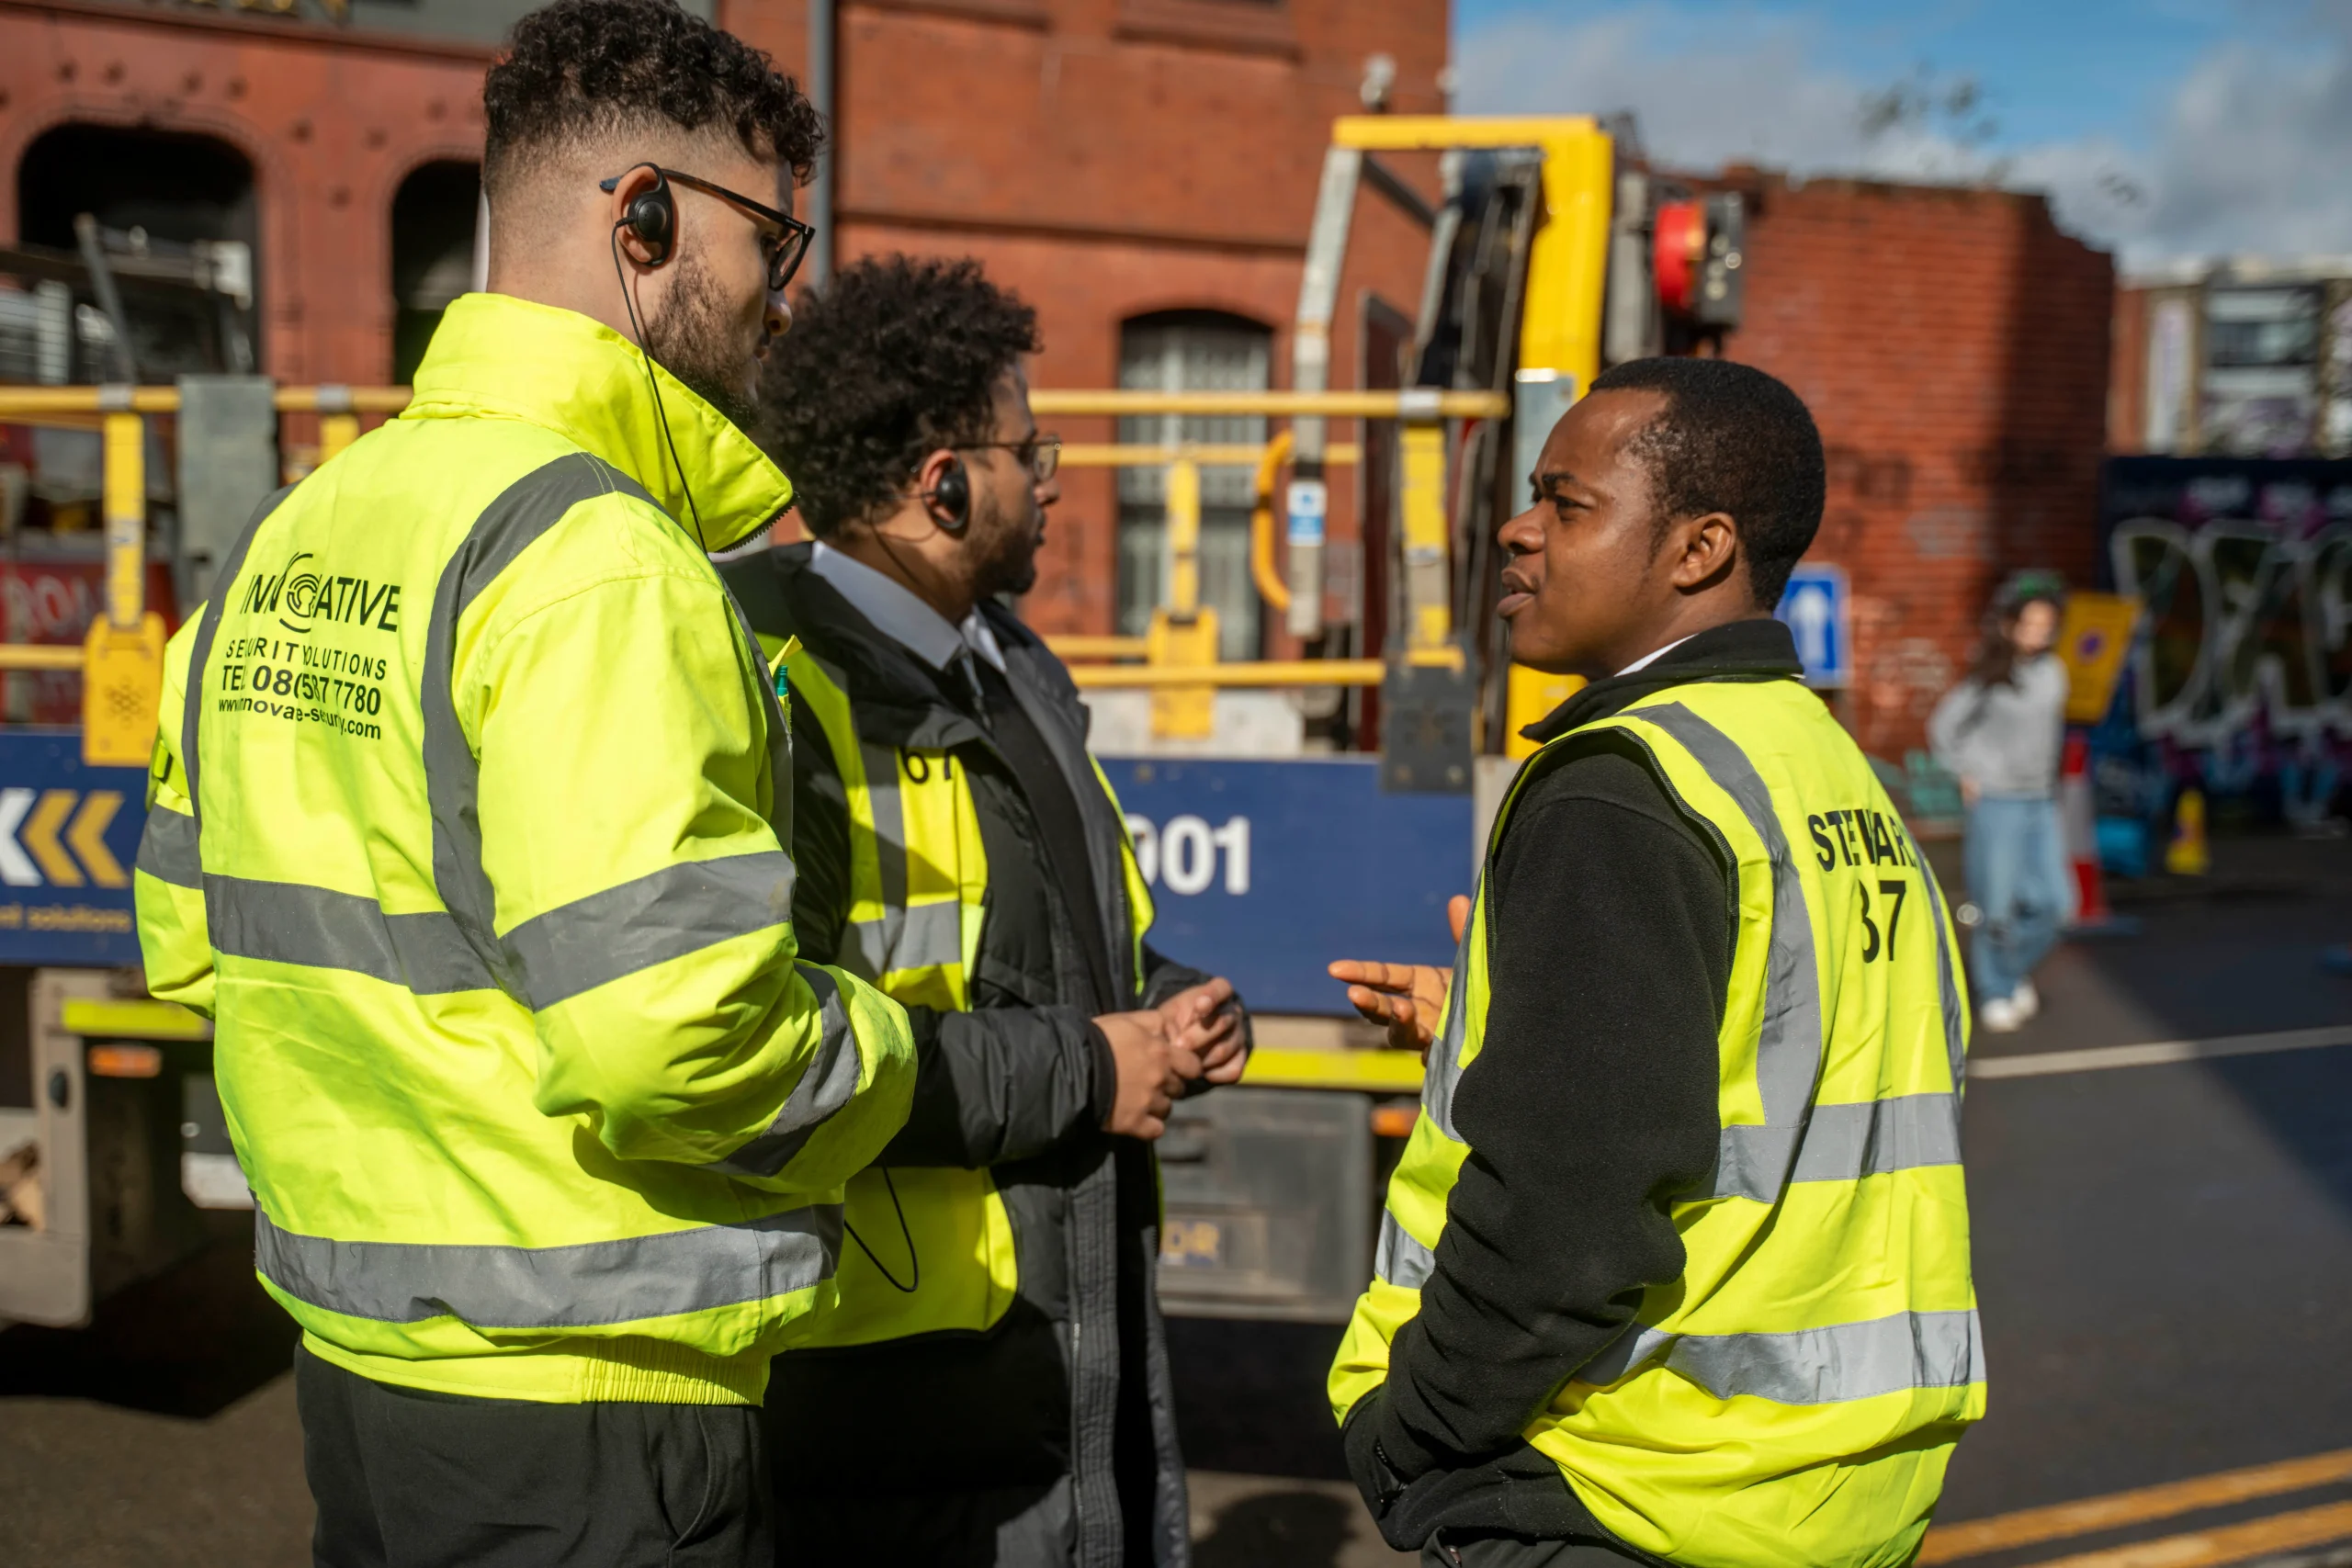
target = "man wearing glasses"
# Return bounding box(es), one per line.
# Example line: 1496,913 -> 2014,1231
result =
132,4 -> 917,1562
723,255 -> 1250,1568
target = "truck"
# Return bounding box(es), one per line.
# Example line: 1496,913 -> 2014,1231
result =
0,113 -> 1746,1331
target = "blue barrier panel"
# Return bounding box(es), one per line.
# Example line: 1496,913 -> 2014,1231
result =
0,729 -> 149,966
1101,755 -> 1472,1016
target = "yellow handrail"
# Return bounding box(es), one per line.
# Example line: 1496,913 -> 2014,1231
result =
1067,660 -> 1384,689
1045,635 -> 1150,660
1059,441 -> 1359,468
1249,430 -> 1295,615
0,386 -> 413,416
1030,389 -> 1505,418
0,385 -> 1492,420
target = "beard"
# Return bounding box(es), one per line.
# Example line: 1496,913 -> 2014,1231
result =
643,252 -> 761,434
969,485 -> 1045,601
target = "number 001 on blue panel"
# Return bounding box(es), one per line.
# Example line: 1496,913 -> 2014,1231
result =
1102,756 -> 1471,1016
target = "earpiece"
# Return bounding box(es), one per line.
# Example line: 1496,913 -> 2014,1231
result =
601,165 -> 676,267
928,457 -> 971,535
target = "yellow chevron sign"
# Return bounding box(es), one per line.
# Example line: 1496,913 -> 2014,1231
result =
0,789 -> 127,888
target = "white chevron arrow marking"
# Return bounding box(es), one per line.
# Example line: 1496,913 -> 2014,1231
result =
0,788 -> 42,886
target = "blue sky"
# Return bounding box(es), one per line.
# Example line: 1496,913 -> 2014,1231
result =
1448,3 -> 2352,264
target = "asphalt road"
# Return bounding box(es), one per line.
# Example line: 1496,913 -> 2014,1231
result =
5,831 -> 2349,1568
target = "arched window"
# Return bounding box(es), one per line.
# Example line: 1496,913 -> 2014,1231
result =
15,124 -> 257,379
391,162 -> 481,385
1116,310 -> 1272,660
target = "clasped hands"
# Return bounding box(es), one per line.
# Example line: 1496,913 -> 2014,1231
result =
1096,976 -> 1247,1139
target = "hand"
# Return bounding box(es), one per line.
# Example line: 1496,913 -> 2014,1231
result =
1159,976 -> 1247,1086
1096,1008 -> 1199,1140
1327,895 -> 1471,1060
1960,775 -> 1982,807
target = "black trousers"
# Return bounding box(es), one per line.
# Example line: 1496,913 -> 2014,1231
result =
1425,1531 -> 1653,1567
295,1345 -> 772,1568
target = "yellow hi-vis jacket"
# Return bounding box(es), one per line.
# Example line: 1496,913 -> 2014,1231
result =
130,293 -> 917,1407
1331,678 -> 1984,1568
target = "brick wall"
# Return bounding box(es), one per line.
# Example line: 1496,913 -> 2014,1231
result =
1702,170 -> 2115,756
0,5 -> 492,395
724,0 -> 1451,643
0,0 -> 1448,643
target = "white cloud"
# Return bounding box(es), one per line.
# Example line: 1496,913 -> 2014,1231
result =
1452,4 -> 2352,267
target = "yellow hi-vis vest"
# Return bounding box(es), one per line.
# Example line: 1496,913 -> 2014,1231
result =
130,294 -> 916,1406
1331,678 -> 1984,1568
775,642 -> 1156,1346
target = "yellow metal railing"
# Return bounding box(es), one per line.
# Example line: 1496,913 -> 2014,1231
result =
1040,387 -> 1490,734
0,382 -> 1476,755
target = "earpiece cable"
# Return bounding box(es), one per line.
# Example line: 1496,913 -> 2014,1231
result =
610,222 -> 709,553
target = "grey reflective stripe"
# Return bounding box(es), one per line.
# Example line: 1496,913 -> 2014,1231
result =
1633,703 -> 1825,1202
1905,823 -> 1971,1094
254,1201 -> 842,1328
505,852 -> 797,1010
184,482 -> 297,825
843,738 -> 969,981
710,964 -> 865,1179
1419,868 -> 1480,1141
1789,1094 -> 1962,1183
722,585 -> 794,836
420,454 -> 662,1000
1374,1209 -> 1437,1289
207,875 -> 493,994
845,898 -> 962,980
1573,1308 -> 1984,1405
135,806 -> 200,889
854,738 -> 910,982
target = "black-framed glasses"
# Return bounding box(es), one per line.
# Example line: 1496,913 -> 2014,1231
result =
956,433 -> 1062,482
601,164 -> 817,292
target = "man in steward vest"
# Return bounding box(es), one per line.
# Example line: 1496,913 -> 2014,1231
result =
721,254 -> 1249,1567
1327,358 -> 1983,1568
131,4 -> 916,1561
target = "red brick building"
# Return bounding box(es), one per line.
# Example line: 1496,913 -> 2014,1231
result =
1702,169 -> 2114,756
0,0 -> 1447,651
0,2 -> 2116,754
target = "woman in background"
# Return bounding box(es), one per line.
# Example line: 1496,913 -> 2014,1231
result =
1930,570 -> 2074,1032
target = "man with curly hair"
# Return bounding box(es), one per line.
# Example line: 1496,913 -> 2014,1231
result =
131,4 -> 916,1562
722,254 -> 1250,1567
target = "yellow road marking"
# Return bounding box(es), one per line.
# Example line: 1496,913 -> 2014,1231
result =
23,788 -> 80,886
1921,1448 -> 2352,1562
2021,1499 -> 2352,1568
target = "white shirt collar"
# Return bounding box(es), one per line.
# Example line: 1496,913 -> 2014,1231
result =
1616,633 -> 1697,677
808,540 -> 1006,673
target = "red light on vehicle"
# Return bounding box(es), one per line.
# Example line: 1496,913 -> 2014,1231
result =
1655,200 -> 1705,316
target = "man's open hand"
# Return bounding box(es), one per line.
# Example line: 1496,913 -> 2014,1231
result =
1327,895 -> 1471,1058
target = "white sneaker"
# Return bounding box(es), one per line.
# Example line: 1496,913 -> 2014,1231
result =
1978,995 -> 2023,1033
2009,979 -> 2041,1022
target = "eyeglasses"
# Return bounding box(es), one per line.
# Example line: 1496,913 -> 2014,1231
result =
956,433 -> 1062,482
600,165 -> 817,292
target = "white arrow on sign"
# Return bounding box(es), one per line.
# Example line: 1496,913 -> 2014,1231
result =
0,789 -> 39,886
1789,583 -> 1834,671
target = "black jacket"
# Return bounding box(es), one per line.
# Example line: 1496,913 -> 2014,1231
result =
1344,621 -> 1805,1560
725,543 -> 1219,1568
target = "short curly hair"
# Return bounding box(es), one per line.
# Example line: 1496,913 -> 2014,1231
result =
483,0 -> 823,197
761,256 -> 1043,538
1589,356 -> 1826,608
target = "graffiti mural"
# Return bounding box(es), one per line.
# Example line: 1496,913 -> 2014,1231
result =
2100,456 -> 2352,824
